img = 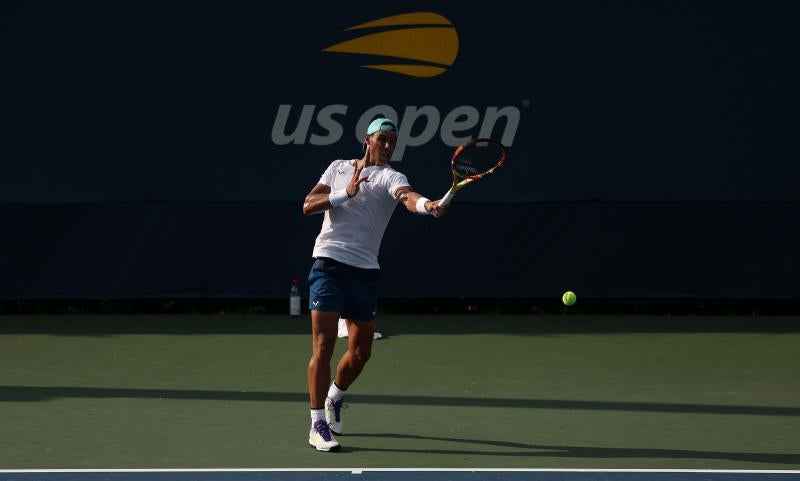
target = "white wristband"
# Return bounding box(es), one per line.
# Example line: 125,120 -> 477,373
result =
329,190 -> 350,207
416,197 -> 431,214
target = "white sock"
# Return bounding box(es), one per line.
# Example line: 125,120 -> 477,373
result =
310,408 -> 325,428
327,382 -> 346,402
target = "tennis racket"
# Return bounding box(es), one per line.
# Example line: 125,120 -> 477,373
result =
438,138 -> 507,208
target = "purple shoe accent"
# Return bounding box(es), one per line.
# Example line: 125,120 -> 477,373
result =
313,420 -> 333,442
329,398 -> 344,422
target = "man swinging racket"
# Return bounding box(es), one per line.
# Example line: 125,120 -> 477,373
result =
302,117 -> 448,451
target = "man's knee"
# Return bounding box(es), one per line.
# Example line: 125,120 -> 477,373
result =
312,334 -> 337,360
350,346 -> 372,365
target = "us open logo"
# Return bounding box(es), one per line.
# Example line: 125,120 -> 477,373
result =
322,12 -> 459,78
269,12 -> 521,159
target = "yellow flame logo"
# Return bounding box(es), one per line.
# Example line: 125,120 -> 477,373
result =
323,12 -> 459,78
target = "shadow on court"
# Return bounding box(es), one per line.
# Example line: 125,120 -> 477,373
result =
1,315 -> 799,337
343,433 -> 800,465
1,386 -> 798,417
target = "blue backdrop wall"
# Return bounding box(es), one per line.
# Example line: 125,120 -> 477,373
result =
1,2 -> 798,299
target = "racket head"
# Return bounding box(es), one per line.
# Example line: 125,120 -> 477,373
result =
450,138 -> 507,183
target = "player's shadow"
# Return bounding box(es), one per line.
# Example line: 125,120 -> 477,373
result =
343,433 -> 800,465
1,386 -> 799,418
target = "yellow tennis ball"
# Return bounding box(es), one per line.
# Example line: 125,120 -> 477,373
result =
562,291 -> 577,306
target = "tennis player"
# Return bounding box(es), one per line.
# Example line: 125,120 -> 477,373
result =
302,117 -> 447,451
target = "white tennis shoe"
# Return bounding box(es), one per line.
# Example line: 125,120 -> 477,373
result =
325,396 -> 347,435
309,419 -> 340,452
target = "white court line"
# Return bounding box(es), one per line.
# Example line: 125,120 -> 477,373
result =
0,468 -> 799,473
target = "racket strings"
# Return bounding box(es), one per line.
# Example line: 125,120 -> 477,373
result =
453,157 -> 480,177
453,143 -> 504,178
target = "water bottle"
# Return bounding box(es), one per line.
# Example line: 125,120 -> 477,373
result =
289,279 -> 301,318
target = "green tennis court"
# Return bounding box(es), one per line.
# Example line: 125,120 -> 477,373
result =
1,314 -> 798,470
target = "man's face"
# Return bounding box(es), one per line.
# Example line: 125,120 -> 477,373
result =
366,130 -> 397,164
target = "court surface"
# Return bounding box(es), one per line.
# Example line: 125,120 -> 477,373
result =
1,314 -> 798,473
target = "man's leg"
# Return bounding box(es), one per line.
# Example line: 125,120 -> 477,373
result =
308,310 -> 340,406
336,319 -> 375,390
308,309 -> 340,451
325,319 -> 375,435
337,317 -> 384,340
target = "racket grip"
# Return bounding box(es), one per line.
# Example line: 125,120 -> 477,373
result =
438,189 -> 455,208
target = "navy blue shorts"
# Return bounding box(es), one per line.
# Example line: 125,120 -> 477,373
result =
307,257 -> 381,322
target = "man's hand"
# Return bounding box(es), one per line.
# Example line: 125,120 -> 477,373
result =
346,160 -> 370,198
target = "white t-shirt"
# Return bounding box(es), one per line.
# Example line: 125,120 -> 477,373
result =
312,159 -> 411,269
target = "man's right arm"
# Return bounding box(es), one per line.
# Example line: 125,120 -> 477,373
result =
302,183 -> 333,216
303,162 -> 370,216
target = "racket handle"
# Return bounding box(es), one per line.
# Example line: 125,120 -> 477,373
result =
439,189 -> 455,208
